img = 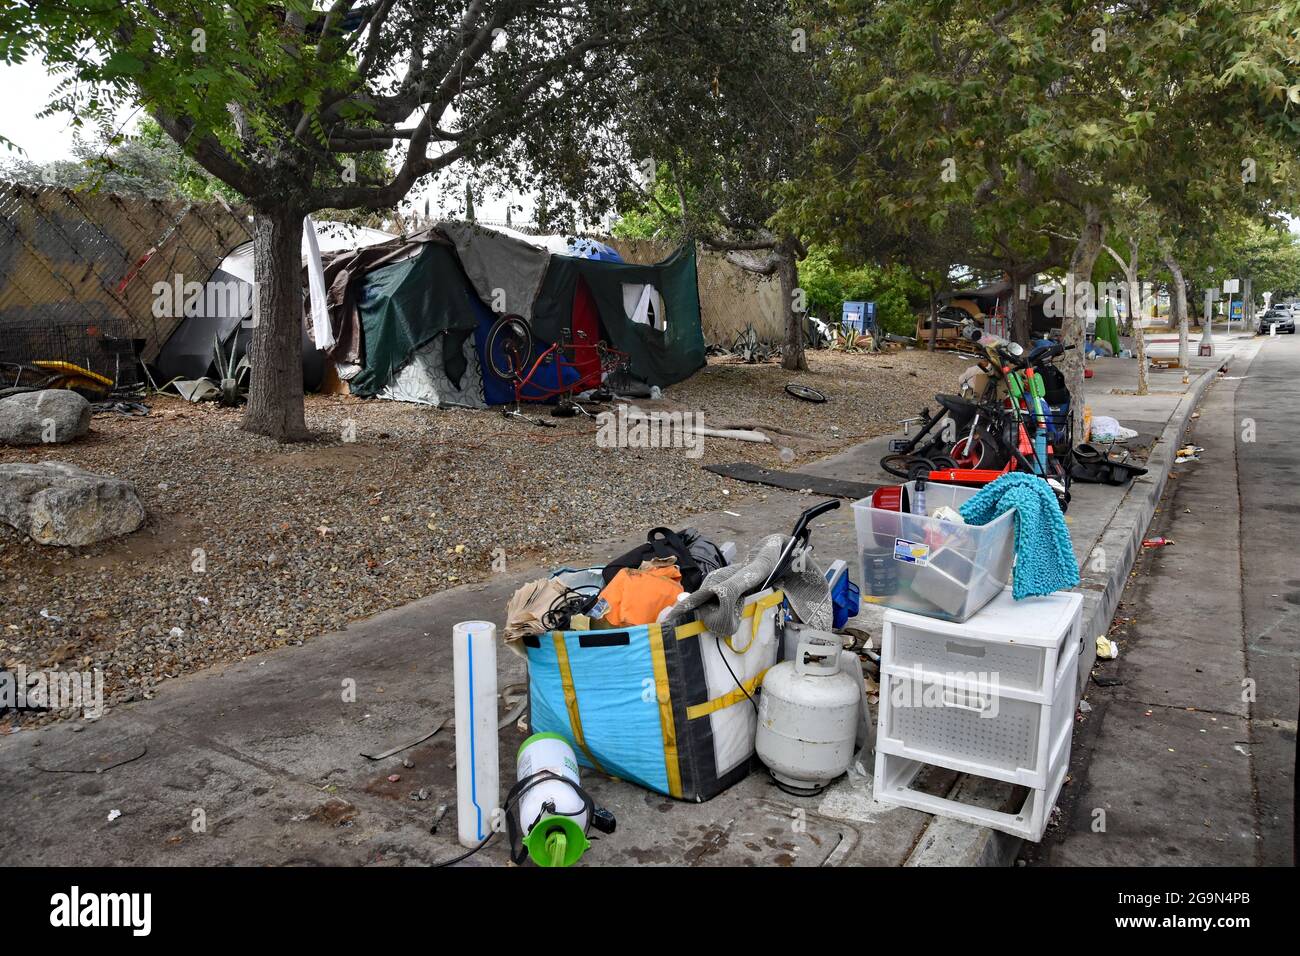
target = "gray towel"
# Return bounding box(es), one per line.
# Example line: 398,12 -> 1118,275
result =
664,534 -> 833,635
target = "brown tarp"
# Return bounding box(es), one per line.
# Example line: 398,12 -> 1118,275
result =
319,229 -> 452,365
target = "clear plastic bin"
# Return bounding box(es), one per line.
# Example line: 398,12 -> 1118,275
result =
852,481 -> 1015,622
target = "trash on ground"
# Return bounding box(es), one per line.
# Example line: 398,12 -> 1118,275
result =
360,718 -> 446,761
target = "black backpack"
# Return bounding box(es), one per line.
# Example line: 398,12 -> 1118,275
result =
601,527 -> 725,593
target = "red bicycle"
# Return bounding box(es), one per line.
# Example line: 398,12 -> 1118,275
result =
486,314 -> 630,406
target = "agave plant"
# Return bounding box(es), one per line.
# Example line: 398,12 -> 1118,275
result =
212,334 -> 251,406
831,326 -> 861,353
731,323 -> 775,364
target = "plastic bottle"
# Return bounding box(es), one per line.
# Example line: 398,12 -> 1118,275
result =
910,478 -> 927,517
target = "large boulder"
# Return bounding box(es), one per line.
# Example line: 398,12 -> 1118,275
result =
0,389 -> 92,446
0,462 -> 145,546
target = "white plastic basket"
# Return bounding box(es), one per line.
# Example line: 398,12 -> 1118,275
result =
852,482 -> 1015,622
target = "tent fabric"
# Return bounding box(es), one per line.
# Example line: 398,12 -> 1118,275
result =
531,243 -> 705,387
570,277 -> 601,384
219,221 -> 395,285
348,242 -> 483,398
438,221 -> 550,321
468,224 -> 624,262
303,216 -> 334,351
378,332 -> 486,408
1096,301 -> 1122,354
155,266 -> 250,381
321,232 -> 443,366
568,237 -> 623,262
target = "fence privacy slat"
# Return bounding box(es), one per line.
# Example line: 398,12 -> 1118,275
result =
0,180 -> 252,365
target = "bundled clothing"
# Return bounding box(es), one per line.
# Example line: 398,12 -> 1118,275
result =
597,564 -> 684,627
665,533 -> 832,635
958,472 -> 1079,600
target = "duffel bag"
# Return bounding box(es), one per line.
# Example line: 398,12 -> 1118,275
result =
601,526 -> 725,593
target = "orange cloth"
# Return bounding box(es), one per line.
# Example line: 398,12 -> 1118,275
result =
597,565 -> 684,627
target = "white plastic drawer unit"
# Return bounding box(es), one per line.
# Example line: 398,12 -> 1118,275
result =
877,589 -> 1083,790
881,589 -> 1084,703
878,652 -> 1077,789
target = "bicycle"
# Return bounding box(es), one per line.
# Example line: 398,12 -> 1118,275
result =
881,320 -> 1074,505
486,314 -> 630,409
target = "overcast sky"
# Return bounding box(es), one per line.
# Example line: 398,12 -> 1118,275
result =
0,60 -> 520,222
2,60 -> 87,164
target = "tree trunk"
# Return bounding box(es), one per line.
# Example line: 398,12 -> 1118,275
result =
1132,277 -> 1148,396
928,281 -> 937,352
1062,204 -> 1103,438
1120,266 -> 1148,396
1008,267 -> 1032,345
778,247 -> 807,372
1242,276 -> 1253,330
243,208 -> 310,442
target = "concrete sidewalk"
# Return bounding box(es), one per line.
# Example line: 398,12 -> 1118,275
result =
0,338 -> 1247,867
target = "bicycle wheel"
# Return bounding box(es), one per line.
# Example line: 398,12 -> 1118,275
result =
906,458 -> 936,481
486,315 -> 533,382
878,450 -> 920,476
785,383 -> 827,403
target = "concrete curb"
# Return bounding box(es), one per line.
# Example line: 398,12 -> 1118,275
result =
906,352 -> 1230,866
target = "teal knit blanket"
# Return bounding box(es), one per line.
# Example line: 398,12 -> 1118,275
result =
958,473 -> 1079,599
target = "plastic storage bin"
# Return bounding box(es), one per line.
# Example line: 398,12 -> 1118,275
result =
873,590 -> 1083,840
852,481 -> 1015,622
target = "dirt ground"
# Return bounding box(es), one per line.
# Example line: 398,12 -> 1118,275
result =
0,347 -> 966,721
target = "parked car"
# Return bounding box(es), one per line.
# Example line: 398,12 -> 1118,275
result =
1258,309 -> 1296,334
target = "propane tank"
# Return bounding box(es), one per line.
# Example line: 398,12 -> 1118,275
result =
756,634 -> 861,795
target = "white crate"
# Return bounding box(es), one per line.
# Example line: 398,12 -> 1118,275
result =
873,589 -> 1082,840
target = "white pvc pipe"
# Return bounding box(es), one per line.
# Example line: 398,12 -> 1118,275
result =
453,621 -> 499,849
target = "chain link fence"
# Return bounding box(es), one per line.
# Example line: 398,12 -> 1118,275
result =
0,180 -> 252,370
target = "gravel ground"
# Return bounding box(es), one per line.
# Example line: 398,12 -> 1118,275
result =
670,348 -> 965,464
0,347 -> 963,722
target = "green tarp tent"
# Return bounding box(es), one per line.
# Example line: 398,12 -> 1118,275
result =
1096,299 -> 1122,355
532,243 -> 705,388
335,225 -> 705,406
348,242 -> 482,398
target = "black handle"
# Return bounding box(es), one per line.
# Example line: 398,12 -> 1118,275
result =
791,500 -> 841,544
760,500 -> 841,592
